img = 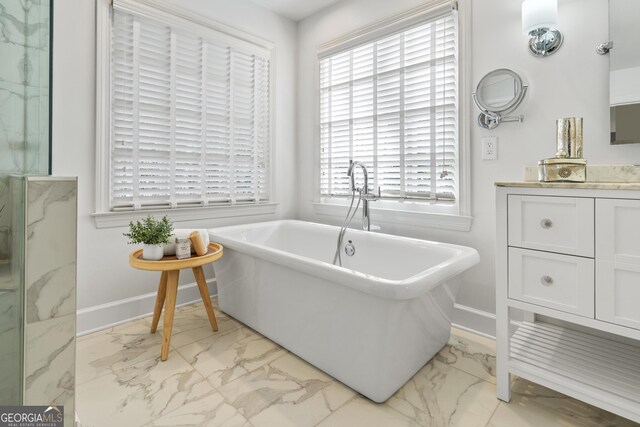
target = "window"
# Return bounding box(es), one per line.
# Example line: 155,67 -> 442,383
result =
101,1 -> 272,215
319,5 -> 458,204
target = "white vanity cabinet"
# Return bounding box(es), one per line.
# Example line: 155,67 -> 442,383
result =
496,183 -> 640,424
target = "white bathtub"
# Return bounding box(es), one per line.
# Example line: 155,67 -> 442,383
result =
209,220 -> 479,402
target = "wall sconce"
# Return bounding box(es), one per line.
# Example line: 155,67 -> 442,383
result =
522,0 -> 563,57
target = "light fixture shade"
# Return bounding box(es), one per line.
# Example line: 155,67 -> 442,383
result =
522,0 -> 558,35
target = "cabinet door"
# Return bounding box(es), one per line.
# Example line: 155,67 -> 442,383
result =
596,199 -> 640,330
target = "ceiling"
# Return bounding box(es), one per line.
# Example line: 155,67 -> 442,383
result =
249,0 -> 345,21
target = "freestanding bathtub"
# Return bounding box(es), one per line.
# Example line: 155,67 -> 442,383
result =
209,220 -> 479,402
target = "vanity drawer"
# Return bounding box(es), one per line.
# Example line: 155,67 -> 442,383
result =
508,247 -> 594,317
508,195 -> 594,257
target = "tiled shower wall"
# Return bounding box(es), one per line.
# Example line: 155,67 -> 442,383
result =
23,177 -> 77,427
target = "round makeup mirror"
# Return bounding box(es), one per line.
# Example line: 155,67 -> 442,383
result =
473,69 -> 528,129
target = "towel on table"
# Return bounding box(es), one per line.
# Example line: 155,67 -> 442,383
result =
163,229 -> 210,255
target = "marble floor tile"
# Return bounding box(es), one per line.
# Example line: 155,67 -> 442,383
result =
76,302 -> 640,427
183,297 -> 231,319
143,304 -> 242,349
142,390 -> 249,427
76,319 -> 163,385
387,360 -> 499,427
317,396 -> 419,427
436,328 -> 497,384
489,378 -> 640,427
76,352 -> 216,427
177,326 -> 286,388
218,352 -> 356,427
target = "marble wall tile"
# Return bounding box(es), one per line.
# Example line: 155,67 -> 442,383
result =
23,314 -> 75,411
24,178 -> 77,427
24,0 -> 50,85
0,81 -> 26,173
25,179 -> 76,322
0,0 -> 27,45
0,0 -> 27,85
0,36 -> 26,86
24,86 -> 49,174
0,176 -> 23,405
1,0 -> 50,175
0,175 -> 9,261
0,0 -> 49,86
0,289 -> 21,405
9,176 -> 25,291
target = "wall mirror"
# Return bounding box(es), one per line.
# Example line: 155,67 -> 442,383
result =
473,69 -> 528,130
607,0 -> 640,144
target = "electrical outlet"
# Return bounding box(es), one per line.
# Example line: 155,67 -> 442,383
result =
482,137 -> 498,160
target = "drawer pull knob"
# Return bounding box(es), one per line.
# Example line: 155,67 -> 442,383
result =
540,275 -> 554,286
540,219 -> 553,229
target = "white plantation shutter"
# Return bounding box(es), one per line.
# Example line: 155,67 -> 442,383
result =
110,8 -> 271,211
320,8 -> 458,201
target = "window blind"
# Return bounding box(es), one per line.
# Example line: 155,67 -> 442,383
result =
111,9 -> 270,211
319,9 -> 458,201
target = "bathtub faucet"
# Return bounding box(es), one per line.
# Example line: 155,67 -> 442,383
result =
347,160 -> 380,231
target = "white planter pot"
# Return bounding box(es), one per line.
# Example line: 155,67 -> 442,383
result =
142,244 -> 164,261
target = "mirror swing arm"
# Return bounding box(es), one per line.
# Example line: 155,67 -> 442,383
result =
472,68 -> 528,130
472,88 -> 527,130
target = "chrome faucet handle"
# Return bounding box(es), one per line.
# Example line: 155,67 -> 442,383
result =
362,186 -> 381,201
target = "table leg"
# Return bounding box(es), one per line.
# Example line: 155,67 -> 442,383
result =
150,271 -> 168,333
161,269 -> 180,361
192,266 -> 219,332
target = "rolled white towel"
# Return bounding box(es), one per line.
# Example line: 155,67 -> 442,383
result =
163,229 -> 210,255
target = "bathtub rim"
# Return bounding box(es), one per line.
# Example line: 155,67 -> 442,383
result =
209,220 -> 479,300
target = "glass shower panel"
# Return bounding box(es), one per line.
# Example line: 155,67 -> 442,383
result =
0,0 -> 50,174
25,0 -> 51,174
0,0 -> 51,405
0,176 -> 24,405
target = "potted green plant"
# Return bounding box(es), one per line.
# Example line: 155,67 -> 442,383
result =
123,215 -> 174,260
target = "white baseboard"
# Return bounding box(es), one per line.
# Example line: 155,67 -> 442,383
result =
78,285 -> 497,341
77,279 -> 217,336
452,303 -> 496,340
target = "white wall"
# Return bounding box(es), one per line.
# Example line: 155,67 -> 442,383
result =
51,0 -> 298,333
297,0 -> 640,335
51,0 -> 640,337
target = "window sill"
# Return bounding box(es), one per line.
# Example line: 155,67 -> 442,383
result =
93,202 -> 279,229
312,202 -> 473,232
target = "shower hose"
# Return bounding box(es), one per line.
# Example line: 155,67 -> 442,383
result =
332,189 -> 362,267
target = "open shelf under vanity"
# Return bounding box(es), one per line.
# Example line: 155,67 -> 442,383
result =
509,321 -> 640,423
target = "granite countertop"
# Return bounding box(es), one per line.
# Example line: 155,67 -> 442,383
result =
497,164 -> 640,190
495,181 -> 640,190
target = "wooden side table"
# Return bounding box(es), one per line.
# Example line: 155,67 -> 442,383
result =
129,243 -> 224,361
